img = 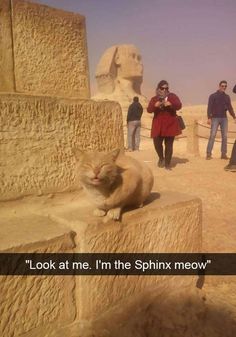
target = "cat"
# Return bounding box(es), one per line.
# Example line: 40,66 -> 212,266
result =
74,148 -> 154,221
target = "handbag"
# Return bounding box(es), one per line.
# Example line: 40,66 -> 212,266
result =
177,115 -> 186,130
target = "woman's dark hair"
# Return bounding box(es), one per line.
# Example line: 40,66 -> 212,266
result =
157,80 -> 168,89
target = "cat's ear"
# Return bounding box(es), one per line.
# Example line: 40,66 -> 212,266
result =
73,148 -> 85,162
108,148 -> 120,162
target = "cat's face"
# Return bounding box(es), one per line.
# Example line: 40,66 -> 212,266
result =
74,149 -> 120,187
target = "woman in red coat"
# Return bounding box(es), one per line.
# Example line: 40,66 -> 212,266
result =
147,80 -> 182,170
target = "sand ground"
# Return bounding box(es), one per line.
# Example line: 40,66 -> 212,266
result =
129,136 -> 236,253
131,103 -> 236,255
125,110 -> 236,325
127,105 -> 236,254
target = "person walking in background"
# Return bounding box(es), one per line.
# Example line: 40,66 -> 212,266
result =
233,84 -> 236,94
224,84 -> 236,171
126,96 -> 143,151
206,80 -> 236,160
224,140 -> 236,172
147,80 -> 182,170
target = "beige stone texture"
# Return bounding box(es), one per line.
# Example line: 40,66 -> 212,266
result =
76,193 -> 202,320
0,213 -> 76,337
0,0 -> 90,98
186,120 -> 200,155
47,286 -> 207,337
0,93 -> 124,200
47,283 -> 236,337
0,0 -> 15,91
30,191 -> 202,320
93,44 -> 148,115
0,190 -> 202,336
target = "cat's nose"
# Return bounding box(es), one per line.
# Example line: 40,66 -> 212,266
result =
93,168 -> 101,177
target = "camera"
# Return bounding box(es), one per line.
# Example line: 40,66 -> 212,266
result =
159,98 -> 165,109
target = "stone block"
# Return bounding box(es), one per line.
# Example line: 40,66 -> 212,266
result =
0,0 -> 90,98
186,120 -> 200,156
0,0 -> 15,92
0,93 -> 124,200
0,190 -> 202,335
0,213 -> 76,337
41,191 -> 202,320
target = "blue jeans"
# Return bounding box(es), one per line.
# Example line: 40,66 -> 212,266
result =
207,118 -> 228,155
127,120 -> 141,150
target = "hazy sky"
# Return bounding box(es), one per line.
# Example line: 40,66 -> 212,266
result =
36,0 -> 236,105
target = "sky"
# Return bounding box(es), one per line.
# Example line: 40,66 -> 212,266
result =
36,0 -> 236,105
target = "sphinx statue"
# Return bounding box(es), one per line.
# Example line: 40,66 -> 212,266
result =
93,44 -> 147,111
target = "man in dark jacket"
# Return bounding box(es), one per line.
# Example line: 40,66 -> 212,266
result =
206,80 -> 236,160
224,84 -> 236,171
126,96 -> 143,151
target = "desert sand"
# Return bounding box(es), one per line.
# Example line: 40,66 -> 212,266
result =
124,102 -> 236,332
129,101 -> 236,253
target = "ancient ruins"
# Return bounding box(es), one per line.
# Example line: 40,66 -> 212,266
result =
93,44 -> 148,113
1,1 -> 228,337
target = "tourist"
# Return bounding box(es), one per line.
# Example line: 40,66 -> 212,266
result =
206,80 -> 236,160
224,84 -> 236,171
126,96 -> 143,151
224,140 -> 236,172
147,80 -> 182,170
233,84 -> 236,94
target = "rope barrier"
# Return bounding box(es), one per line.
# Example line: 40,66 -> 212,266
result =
124,122 -> 236,145
125,122 -> 236,133
126,123 -> 236,133
197,135 -> 235,145
197,122 -> 236,134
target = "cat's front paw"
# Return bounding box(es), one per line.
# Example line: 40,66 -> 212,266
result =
107,207 -> 121,221
93,208 -> 107,217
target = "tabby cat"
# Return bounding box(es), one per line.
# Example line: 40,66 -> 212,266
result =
74,148 -> 154,220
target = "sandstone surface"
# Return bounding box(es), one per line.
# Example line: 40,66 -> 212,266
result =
0,0 -> 90,98
93,44 -> 148,114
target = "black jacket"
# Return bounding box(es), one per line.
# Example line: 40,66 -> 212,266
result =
207,91 -> 235,119
127,102 -> 143,122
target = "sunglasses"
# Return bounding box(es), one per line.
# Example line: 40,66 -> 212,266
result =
160,86 -> 169,90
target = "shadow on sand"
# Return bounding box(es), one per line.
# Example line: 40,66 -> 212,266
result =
52,286 -> 236,337
144,191 -> 161,205
171,156 -> 189,168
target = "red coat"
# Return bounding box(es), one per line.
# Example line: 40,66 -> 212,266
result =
147,93 -> 182,138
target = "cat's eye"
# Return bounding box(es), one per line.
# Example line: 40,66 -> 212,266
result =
99,163 -> 108,169
82,163 -> 92,169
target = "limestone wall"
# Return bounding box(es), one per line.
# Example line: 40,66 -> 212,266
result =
0,0 -> 90,98
31,191 -> 202,321
0,93 -> 124,200
72,193 -> 202,320
0,214 -> 76,337
0,191 -> 202,337
0,0 -> 15,92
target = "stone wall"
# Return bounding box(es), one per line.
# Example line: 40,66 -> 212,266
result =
0,93 -> 124,200
0,213 -> 76,337
0,191 -> 202,337
65,192 -> 202,320
0,0 -> 90,98
0,0 -> 15,92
